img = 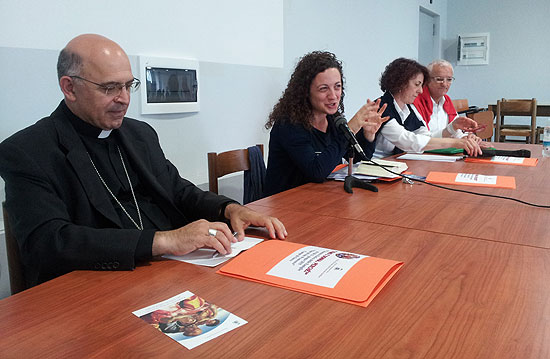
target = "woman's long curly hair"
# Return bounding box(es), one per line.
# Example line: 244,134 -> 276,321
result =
379,57 -> 429,94
265,51 -> 345,130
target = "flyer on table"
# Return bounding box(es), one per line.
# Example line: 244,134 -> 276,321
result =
267,246 -> 367,288
133,291 -> 247,350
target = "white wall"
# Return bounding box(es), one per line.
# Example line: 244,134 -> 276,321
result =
0,0 -> 449,298
284,0 -> 447,114
446,0 -> 550,124
0,0 -> 283,68
0,1 -> 285,197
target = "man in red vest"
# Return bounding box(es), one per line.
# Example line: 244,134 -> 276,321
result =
414,59 -> 482,139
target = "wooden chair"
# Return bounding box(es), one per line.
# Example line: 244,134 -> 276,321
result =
451,99 -> 495,141
2,202 -> 26,295
207,144 -> 264,195
470,110 -> 495,141
495,98 -> 537,143
452,99 -> 470,114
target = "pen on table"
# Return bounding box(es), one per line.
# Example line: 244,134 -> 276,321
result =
212,232 -> 238,258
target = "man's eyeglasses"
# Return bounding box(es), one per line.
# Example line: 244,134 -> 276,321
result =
70,76 -> 141,96
432,76 -> 455,84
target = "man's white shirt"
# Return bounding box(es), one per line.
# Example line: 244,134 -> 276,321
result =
426,96 -> 465,139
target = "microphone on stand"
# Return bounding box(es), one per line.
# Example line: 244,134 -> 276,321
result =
333,115 -> 378,193
466,149 -> 531,158
333,115 -> 368,161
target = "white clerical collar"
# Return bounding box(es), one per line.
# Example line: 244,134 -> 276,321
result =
98,130 -> 112,139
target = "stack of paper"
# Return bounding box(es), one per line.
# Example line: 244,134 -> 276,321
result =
397,153 -> 465,162
327,163 -> 379,181
164,237 -> 263,267
355,159 -> 408,178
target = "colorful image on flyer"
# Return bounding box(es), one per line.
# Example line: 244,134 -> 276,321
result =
139,294 -> 227,337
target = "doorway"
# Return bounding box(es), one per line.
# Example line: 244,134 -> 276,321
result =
418,7 -> 440,66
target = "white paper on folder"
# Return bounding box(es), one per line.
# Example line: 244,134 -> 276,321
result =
491,156 -> 524,164
266,246 -> 367,288
455,173 -> 497,184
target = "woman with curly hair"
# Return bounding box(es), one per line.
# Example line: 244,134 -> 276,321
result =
356,57 -> 485,158
263,51 -> 388,196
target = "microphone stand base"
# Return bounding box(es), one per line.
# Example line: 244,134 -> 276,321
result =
344,175 -> 379,194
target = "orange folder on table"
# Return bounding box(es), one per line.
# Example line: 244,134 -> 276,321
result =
465,157 -> 538,166
332,163 -> 348,172
426,171 -> 516,189
217,241 -> 403,307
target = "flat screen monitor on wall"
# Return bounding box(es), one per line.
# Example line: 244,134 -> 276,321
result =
139,56 -> 200,114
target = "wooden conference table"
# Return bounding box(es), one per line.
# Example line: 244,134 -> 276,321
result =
1,143 -> 549,358
255,143 -> 550,248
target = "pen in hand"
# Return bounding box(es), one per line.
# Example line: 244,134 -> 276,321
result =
464,124 -> 487,134
212,232 -> 238,258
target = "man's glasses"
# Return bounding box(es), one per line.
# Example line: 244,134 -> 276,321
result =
432,76 -> 455,84
70,76 -> 141,96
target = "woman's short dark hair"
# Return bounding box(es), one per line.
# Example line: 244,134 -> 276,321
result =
265,51 -> 345,130
379,58 -> 429,94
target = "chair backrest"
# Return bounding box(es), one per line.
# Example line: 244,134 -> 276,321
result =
208,144 -> 264,194
2,202 -> 26,295
451,98 -> 494,140
470,110 -> 495,141
495,98 -> 537,143
452,99 -> 469,113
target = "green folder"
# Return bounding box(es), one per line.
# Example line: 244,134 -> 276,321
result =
424,148 -> 464,154
425,147 -> 496,155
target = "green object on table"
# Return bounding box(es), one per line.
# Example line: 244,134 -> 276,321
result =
425,148 -> 464,154
425,147 -> 496,155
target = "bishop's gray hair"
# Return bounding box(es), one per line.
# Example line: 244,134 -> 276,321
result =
56,48 -> 83,80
